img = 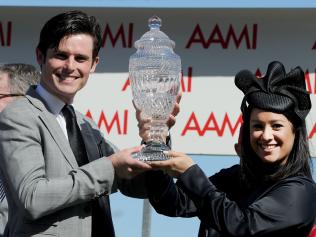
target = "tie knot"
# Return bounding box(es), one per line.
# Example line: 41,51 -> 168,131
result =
62,104 -> 75,118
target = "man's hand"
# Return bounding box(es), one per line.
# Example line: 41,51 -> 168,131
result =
166,92 -> 181,128
109,145 -> 152,179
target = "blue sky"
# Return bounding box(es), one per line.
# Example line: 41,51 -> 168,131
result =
1,1 -> 315,236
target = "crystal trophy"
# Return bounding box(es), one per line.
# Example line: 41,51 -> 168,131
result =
129,16 -> 181,161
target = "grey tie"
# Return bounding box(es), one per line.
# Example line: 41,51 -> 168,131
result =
0,180 -> 5,202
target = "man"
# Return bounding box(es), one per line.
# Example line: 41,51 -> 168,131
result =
0,63 -> 40,236
0,64 -> 40,112
0,11 -> 156,237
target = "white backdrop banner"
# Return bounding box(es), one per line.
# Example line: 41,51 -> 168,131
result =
0,8 -> 315,156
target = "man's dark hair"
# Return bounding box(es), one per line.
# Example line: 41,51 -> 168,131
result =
37,10 -> 102,60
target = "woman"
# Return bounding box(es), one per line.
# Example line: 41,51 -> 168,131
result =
146,61 -> 316,236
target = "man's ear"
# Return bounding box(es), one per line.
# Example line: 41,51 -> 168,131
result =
90,56 -> 99,73
36,48 -> 44,66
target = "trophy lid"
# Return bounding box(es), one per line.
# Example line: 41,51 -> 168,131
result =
134,16 -> 175,49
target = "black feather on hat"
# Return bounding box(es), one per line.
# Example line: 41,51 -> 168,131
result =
235,61 -> 311,121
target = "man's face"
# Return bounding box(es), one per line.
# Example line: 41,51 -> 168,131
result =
36,34 -> 99,104
0,72 -> 14,112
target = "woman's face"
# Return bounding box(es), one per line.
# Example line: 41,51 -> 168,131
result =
249,108 -> 295,165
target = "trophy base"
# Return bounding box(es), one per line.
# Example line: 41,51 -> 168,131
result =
133,141 -> 170,162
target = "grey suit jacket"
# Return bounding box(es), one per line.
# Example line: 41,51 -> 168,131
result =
0,86 -> 147,236
0,180 -> 8,236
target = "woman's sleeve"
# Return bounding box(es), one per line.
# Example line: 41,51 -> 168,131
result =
178,164 -> 316,235
146,170 -> 199,218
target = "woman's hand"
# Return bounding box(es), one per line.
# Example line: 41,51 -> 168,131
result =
148,151 -> 194,178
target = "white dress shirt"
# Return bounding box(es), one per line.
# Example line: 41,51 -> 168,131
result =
35,84 -> 69,140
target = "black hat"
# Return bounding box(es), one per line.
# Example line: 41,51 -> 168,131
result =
235,61 -> 311,121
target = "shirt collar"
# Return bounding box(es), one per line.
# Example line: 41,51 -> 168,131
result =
35,84 -> 66,115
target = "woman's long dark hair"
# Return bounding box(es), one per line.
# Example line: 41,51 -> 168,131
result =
239,106 -> 313,188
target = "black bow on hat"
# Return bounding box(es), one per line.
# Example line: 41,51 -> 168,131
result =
235,61 -> 311,121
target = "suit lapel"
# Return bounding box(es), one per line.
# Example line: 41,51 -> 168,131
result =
26,87 -> 78,168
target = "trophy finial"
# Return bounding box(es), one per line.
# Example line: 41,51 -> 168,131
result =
148,15 -> 161,30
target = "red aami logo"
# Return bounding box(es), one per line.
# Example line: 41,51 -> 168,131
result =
121,67 -> 193,93
311,124 -> 316,139
0,21 -> 12,46
99,22 -> 258,50
181,112 -> 243,137
84,108 -> 316,140
102,23 -> 133,48
85,67 -> 316,139
85,109 -> 244,138
181,112 -> 316,139
305,70 -> 316,95
305,70 -> 316,139
86,109 -> 128,135
186,24 -> 257,49
255,69 -> 262,77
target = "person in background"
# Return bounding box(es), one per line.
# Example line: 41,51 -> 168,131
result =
146,61 -> 316,237
0,63 -> 40,112
0,63 -> 40,236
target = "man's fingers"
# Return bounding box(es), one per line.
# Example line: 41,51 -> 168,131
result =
167,114 -> 176,128
127,145 -> 145,154
137,118 -> 151,128
164,150 -> 184,158
176,92 -> 182,104
171,101 -> 180,117
132,100 -> 138,110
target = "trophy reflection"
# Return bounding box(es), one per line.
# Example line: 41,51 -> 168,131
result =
129,16 -> 181,161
